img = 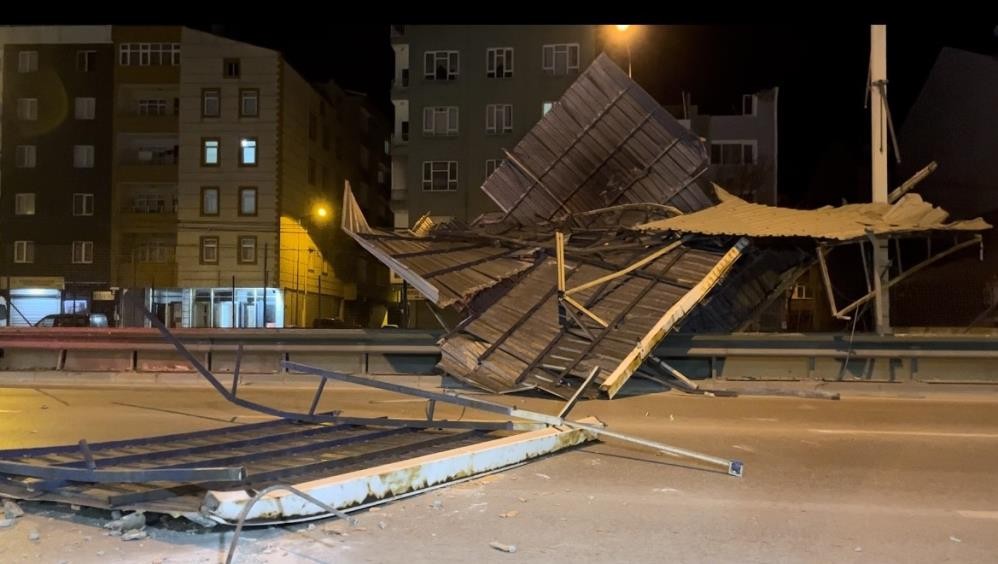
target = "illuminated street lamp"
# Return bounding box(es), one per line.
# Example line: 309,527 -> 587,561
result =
615,25 -> 633,78
295,203 -> 331,326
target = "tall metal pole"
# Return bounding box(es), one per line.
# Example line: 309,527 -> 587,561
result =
870,24 -> 891,334
262,242 -> 268,328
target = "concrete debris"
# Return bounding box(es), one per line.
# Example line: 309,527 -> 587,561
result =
498,511 -> 519,519
0,518 -> 15,528
121,529 -> 148,541
3,500 -> 24,518
534,473 -> 551,480
431,500 -> 443,510
181,512 -> 217,528
28,529 -> 40,541
378,521 -> 387,529
70,505 -> 80,511
950,536 -> 962,543
490,541 -> 517,553
105,511 -> 145,532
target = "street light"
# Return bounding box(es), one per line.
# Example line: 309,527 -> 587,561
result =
614,25 -> 634,78
294,203 -> 331,327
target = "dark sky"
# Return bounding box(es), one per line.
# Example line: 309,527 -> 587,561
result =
185,24 -> 998,205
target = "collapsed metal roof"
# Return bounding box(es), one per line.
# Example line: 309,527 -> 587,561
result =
344,54 -> 983,401
640,186 -> 993,241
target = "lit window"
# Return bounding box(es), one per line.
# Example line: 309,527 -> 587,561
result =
240,138 -> 257,166
202,139 -> 220,166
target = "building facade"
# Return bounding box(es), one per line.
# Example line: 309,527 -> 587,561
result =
1,25 -> 391,327
0,26 -> 115,325
389,25 -> 598,228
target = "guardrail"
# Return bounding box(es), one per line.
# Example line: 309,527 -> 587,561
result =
1,328 -> 996,384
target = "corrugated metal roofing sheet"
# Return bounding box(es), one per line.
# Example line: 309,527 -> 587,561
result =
480,54 -> 714,226
640,186 -> 992,241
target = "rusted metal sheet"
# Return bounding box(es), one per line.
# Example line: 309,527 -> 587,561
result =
204,418 -> 601,523
480,54 -> 714,226
641,185 -> 992,241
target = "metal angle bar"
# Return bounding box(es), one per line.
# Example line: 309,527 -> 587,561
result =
0,461 -> 246,484
502,149 -> 572,217
419,247 -> 525,280
308,377 -> 327,416
564,239 -> 683,297
889,161 -> 937,204
231,343 -> 243,397
391,242 -> 488,258
561,294 -> 609,328
478,284 -> 560,365
557,367 -> 600,419
283,361 -> 743,476
816,245 -> 845,319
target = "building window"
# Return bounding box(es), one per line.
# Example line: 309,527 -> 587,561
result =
710,141 -> 757,165
14,193 -> 36,216
743,94 -> 757,116
486,47 -> 514,78
486,104 -> 513,134
202,89 -> 220,118
239,89 -> 259,117
422,161 -> 458,192
485,159 -> 505,179
15,146 -> 37,168
307,158 -> 317,186
14,241 -> 35,264
238,236 -> 257,264
422,106 -> 459,136
542,101 -> 555,116
138,99 -> 167,116
73,193 -> 94,216
309,114 -> 318,140
77,50 -> 96,72
119,43 -> 180,66
17,98 -> 38,121
542,43 -> 580,75
238,187 -> 258,216
18,50 -> 38,73
74,97 -> 96,120
73,145 -> 95,168
423,50 -> 459,80
72,241 -> 94,264
223,58 -> 241,78
201,187 -> 219,216
239,138 -> 258,166
202,138 -> 220,166
200,236 -> 219,264
791,284 -> 813,300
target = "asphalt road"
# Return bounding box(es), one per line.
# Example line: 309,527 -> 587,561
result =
1,384 -> 997,563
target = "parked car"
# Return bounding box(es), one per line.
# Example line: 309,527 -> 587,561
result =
34,313 -> 108,328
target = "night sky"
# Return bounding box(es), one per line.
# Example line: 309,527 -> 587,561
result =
204,23 -> 996,207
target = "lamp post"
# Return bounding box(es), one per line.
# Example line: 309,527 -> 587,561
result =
294,205 -> 329,327
616,25 -> 633,78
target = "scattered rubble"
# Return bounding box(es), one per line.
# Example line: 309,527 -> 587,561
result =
121,529 -> 148,541
104,511 -> 145,532
490,541 -> 518,553
4,500 -> 24,519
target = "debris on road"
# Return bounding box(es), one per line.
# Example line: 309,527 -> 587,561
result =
104,512 -> 145,532
950,536 -> 962,543
28,528 -> 39,541
121,529 -> 148,541
490,541 -> 518,553
3,499 -> 24,518
498,510 -> 519,519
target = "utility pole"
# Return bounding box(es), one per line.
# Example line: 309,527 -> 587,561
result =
870,25 -> 891,335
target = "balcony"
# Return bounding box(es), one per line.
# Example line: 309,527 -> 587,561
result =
116,148 -> 179,182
